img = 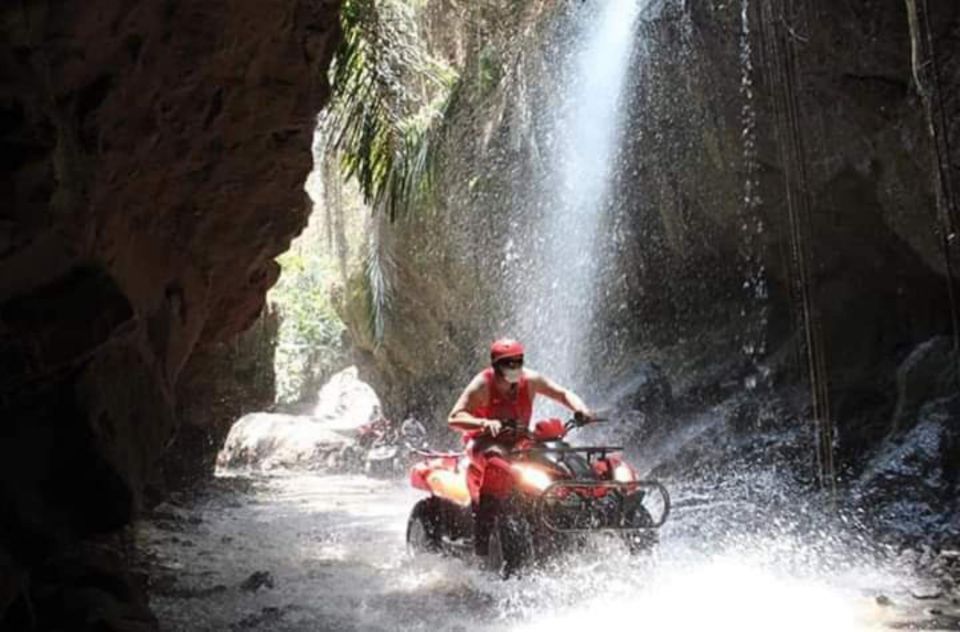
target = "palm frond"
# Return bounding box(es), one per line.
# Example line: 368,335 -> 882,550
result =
365,218 -> 393,343
321,0 -> 462,344
325,0 -> 459,221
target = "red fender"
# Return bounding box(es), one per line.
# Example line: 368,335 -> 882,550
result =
533,418 -> 566,440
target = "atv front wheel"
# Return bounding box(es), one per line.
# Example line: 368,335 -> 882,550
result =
622,504 -> 658,555
407,498 -> 443,555
487,514 -> 534,578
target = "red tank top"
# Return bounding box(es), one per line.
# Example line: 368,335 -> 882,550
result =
466,368 -> 533,437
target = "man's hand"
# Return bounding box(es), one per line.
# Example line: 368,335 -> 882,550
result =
573,409 -> 594,425
483,419 -> 503,437
573,406 -> 596,426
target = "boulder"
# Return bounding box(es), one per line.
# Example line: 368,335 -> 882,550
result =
217,413 -> 354,472
0,0 -> 343,625
605,361 -> 674,415
892,337 -> 960,433
856,395 -> 960,543
312,366 -> 382,433
600,362 -> 676,447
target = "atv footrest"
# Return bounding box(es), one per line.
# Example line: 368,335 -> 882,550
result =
536,480 -> 670,534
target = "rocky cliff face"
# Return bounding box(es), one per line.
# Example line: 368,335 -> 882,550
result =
0,1 -> 341,626
608,0 -> 960,454
336,1 -> 564,426
342,0 -> 959,499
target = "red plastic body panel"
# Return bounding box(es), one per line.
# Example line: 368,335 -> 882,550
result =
533,418 -> 566,440
411,418 -> 646,505
409,462 -> 431,492
592,458 -> 611,478
409,456 -> 459,492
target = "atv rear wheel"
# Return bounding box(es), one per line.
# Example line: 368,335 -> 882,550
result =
486,514 -> 534,578
407,498 -> 443,555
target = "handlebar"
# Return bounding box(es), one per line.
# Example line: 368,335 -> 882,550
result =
565,412 -> 607,430
490,418 -> 532,438
481,414 -> 607,438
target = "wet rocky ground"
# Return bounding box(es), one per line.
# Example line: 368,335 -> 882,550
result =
135,473 -> 959,631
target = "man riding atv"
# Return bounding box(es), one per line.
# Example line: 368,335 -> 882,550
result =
448,338 -> 593,556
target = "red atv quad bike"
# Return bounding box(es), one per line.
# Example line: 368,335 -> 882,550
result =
406,414 -> 670,577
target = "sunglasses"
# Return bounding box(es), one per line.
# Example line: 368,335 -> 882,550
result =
496,357 -> 524,369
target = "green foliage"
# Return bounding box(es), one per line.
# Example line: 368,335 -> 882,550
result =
270,249 -> 347,405
478,45 -> 503,95
323,0 -> 464,345
365,226 -> 392,343
326,0 -> 460,221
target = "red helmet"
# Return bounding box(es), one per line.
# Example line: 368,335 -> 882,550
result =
490,338 -> 524,363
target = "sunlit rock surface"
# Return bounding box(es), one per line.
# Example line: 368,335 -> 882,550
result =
217,413 -> 355,472
217,367 -> 382,472
313,366 -> 382,432
0,0 -> 342,627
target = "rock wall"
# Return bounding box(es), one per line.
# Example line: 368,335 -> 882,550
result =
336,1 -> 559,426
342,0 -> 960,473
601,0 -> 960,456
0,0 -> 341,626
162,310 -> 279,492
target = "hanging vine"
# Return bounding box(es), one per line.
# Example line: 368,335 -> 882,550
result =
757,0 -> 836,503
905,0 -> 960,372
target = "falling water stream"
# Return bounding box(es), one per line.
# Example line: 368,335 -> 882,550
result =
512,0 -> 642,405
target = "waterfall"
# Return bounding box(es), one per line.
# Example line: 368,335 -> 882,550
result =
509,0 -> 644,409
738,0 -> 769,371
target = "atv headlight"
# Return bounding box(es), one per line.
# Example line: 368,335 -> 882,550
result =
613,462 -> 635,483
512,463 -> 553,492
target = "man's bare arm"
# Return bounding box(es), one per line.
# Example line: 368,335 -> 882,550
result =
528,371 -> 592,417
448,374 -> 501,434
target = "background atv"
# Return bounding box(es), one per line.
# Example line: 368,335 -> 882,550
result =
406,415 -> 670,577
357,416 -> 428,477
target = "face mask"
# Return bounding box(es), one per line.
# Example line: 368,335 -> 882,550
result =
502,368 -> 522,384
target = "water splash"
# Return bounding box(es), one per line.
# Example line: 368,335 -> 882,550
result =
143,473 -> 923,631
510,559 -> 871,632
